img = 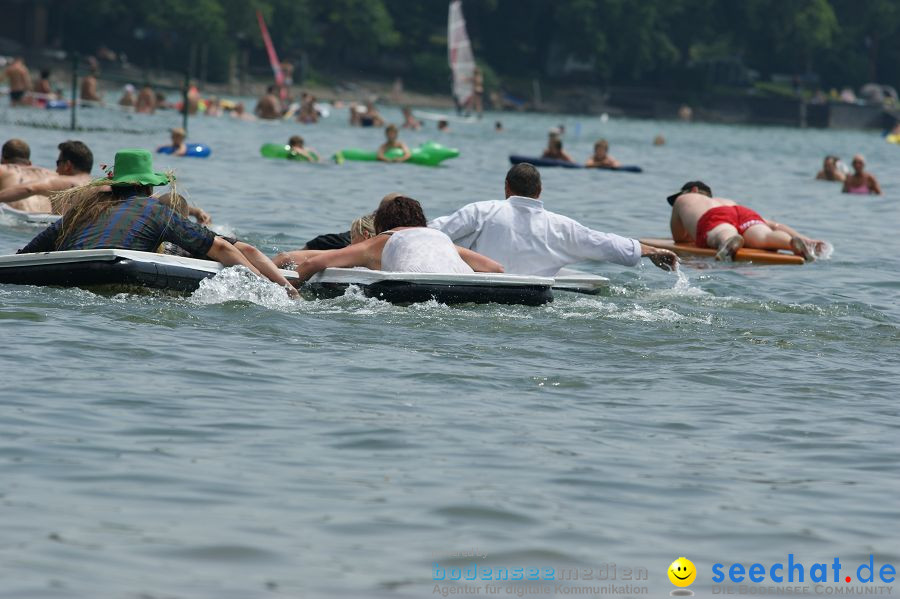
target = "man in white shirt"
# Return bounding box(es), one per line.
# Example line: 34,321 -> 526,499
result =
429,163 -> 678,276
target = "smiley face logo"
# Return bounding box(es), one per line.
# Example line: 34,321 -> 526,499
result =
668,557 -> 696,587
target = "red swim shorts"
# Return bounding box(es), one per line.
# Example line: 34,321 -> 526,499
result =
695,205 -> 766,248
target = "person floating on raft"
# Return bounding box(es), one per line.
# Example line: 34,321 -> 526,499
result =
158,128 -> 187,157
585,139 -> 620,169
376,125 -> 411,163
286,194 -> 502,282
16,149 -> 297,297
287,135 -> 319,162
666,181 -> 828,262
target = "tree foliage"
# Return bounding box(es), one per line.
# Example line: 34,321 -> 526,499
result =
55,0 -> 900,90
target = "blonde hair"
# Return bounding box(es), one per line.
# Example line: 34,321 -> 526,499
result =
351,213 -> 376,239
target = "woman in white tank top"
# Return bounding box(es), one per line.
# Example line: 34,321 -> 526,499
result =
294,194 -> 503,281
380,227 -> 473,273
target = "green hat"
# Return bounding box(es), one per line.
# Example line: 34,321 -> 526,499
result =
107,148 -> 170,187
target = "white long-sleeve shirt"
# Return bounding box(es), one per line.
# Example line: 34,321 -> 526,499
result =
428,196 -> 641,276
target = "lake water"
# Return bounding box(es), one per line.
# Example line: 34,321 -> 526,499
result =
1,102 -> 898,599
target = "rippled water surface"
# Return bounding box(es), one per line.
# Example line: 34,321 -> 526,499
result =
1,103 -> 899,599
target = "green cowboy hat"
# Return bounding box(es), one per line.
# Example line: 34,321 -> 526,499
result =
107,148 -> 170,187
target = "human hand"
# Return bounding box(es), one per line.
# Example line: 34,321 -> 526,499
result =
647,248 -> 679,271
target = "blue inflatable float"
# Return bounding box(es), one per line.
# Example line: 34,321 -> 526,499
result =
509,155 -> 642,172
158,144 -> 211,158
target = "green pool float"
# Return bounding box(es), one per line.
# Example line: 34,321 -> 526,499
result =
334,141 -> 459,166
260,143 -> 318,162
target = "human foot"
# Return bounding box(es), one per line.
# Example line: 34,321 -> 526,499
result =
790,236 -> 815,262
714,235 -> 744,261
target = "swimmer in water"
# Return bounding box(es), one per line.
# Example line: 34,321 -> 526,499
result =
376,125 -> 411,163
841,154 -> 881,195
158,127 -> 188,157
585,139 -> 621,169
288,135 -> 319,162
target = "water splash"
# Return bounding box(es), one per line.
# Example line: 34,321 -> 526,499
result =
189,266 -> 295,310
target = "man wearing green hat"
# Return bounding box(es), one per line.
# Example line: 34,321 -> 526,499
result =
18,149 -> 295,295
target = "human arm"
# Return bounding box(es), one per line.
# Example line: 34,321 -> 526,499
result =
205,236 -> 262,275
376,143 -> 389,161
394,143 -> 412,162
187,205 -> 211,225
428,203 -> 482,245
232,241 -> 298,298
560,150 -> 575,163
295,237 -> 383,282
841,179 -> 850,193
457,246 -> 503,273
17,220 -> 63,254
272,248 -> 328,268
670,209 -> 691,242
0,179 -> 59,205
174,143 -> 187,157
868,174 -> 882,195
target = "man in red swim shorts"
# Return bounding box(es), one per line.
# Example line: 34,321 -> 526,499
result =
666,181 -> 827,261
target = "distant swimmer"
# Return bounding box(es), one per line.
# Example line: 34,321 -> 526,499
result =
377,125 -> 411,163
16,149 -> 299,294
291,194 -> 503,282
653,135 -> 665,146
667,180 -> 827,262
541,138 -> 574,163
231,102 -> 255,121
0,141 -> 94,213
430,163 -> 678,275
815,155 -> 845,182
362,100 -> 385,128
585,139 -> 620,169
135,83 -> 156,114
401,106 -> 421,130
842,154 -> 881,195
34,69 -> 53,99
495,121 -> 503,132
0,139 -> 55,213
80,62 -> 103,104
158,128 -> 188,157
3,57 -> 32,106
255,85 -> 283,120
273,213 -> 376,267
288,135 -> 319,162
118,84 -> 136,108
437,119 -> 450,132
297,92 -> 319,124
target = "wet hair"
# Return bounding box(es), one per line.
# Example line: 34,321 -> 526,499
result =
506,163 -> 542,198
595,139 -> 609,150
667,180 -> 712,206
1,138 -> 30,163
374,194 -> 426,233
171,127 -> 186,138
288,135 -> 304,147
57,140 -> 93,173
385,124 -> 398,135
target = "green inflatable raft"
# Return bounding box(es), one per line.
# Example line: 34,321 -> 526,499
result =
334,141 -> 459,166
260,143 -> 319,162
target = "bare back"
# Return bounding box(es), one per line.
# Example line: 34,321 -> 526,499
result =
0,164 -> 54,212
670,193 -> 737,241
